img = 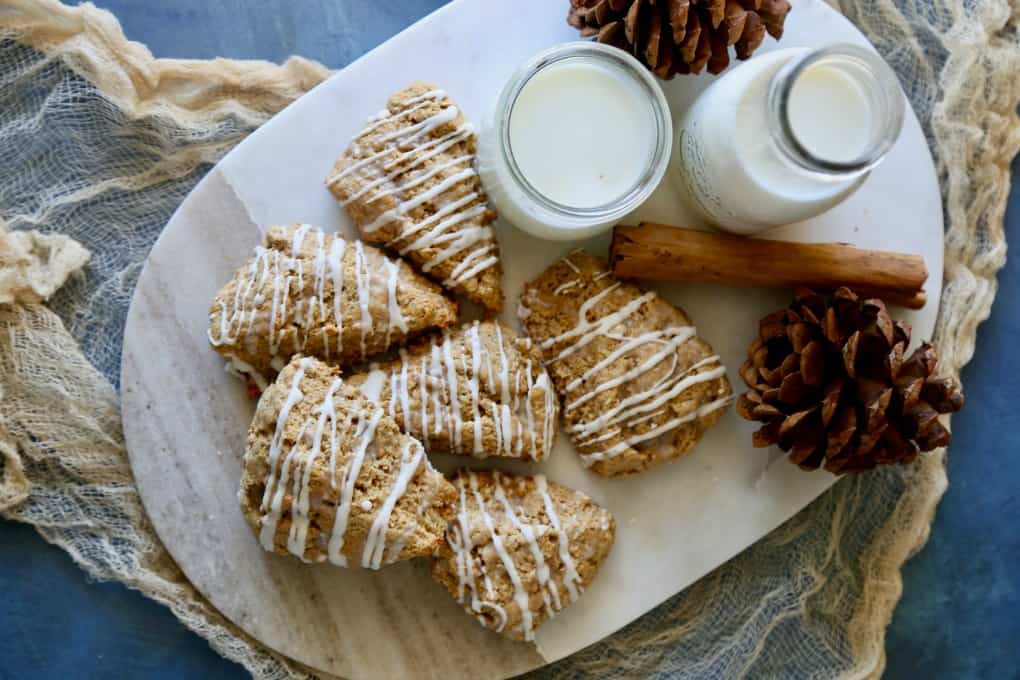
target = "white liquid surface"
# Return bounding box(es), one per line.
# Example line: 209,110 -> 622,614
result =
508,60 -> 655,209
787,63 -> 873,163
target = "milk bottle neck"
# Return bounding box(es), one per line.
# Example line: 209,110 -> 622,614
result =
766,44 -> 905,179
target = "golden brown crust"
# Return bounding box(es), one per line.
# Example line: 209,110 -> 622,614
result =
431,470 -> 615,641
519,250 -> 732,477
208,224 -> 458,383
240,356 -> 455,568
326,82 -> 503,313
344,320 -> 558,461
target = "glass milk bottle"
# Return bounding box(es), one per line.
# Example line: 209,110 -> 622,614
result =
479,42 -> 672,241
671,44 -> 905,234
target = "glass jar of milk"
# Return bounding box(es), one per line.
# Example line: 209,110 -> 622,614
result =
672,44 -> 905,234
479,42 -> 672,241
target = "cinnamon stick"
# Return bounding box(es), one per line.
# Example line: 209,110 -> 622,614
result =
610,223 -> 928,309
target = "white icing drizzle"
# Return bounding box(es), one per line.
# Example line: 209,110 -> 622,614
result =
449,476 -> 509,632
353,153 -> 473,208
380,105 -> 458,146
447,471 -> 592,641
209,225 -> 408,367
362,439 -> 424,569
255,360 -> 432,569
554,279 -> 579,296
536,263 -> 731,467
328,408 -> 382,566
327,237 -> 346,358
578,396 -> 732,465
330,88 -> 498,289
536,475 -> 583,602
258,357 -> 312,551
396,191 -> 481,248
268,249 -> 289,355
385,462 -> 442,564
383,258 -> 407,347
491,471 -> 560,617
564,329 -> 700,412
354,90 -> 445,139
356,322 -> 556,460
542,284 -> 654,364
361,166 -> 476,234
224,357 -> 268,391
444,246 -> 498,287
353,240 -> 373,360
358,368 -> 387,403
467,471 -> 534,640
400,88 -> 447,107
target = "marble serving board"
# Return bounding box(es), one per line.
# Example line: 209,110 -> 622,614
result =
120,0 -> 943,677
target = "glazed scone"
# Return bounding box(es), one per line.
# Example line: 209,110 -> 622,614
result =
346,320 -> 558,461
208,224 -> 458,389
240,356 -> 456,568
431,469 -> 615,642
519,250 -> 732,477
325,82 -> 503,313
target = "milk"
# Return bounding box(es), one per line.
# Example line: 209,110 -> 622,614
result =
672,46 -> 902,234
479,42 -> 671,241
507,60 -> 655,208
787,63 -> 873,163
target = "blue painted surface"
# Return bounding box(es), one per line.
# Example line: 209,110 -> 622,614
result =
0,1 -> 1017,678
883,161 -> 1020,679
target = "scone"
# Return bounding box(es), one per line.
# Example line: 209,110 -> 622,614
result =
240,356 -> 455,568
431,469 -> 615,642
346,320 -> 558,461
519,250 -> 732,477
208,224 -> 458,390
325,83 -> 503,313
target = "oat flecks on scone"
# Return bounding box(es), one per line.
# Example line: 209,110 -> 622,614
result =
431,469 -> 615,642
518,250 -> 733,477
208,223 -> 458,387
325,82 -> 503,313
345,320 -> 558,461
240,356 -> 456,569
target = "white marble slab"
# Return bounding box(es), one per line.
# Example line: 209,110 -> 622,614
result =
121,0 -> 943,678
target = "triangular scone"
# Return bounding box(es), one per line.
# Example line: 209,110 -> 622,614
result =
346,320 -> 558,461
325,82 -> 503,313
519,250 -> 733,477
208,224 -> 458,388
431,470 -> 615,642
240,356 -> 456,568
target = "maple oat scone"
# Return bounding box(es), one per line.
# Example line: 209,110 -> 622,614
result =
345,320 -> 558,461
208,224 -> 458,390
240,356 -> 455,569
519,250 -> 732,477
325,82 -> 503,313
431,469 -> 615,642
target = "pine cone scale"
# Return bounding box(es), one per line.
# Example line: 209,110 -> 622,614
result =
800,341 -> 824,385
737,287 -> 964,475
667,0 -> 690,42
567,0 -> 790,76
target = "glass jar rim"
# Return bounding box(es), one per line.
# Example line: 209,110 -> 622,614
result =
768,43 -> 906,176
494,41 -> 673,224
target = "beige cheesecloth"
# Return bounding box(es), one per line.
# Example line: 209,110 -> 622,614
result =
0,0 -> 1017,677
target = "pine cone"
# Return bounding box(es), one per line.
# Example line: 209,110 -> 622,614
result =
567,0 -> 791,77
736,288 -> 964,475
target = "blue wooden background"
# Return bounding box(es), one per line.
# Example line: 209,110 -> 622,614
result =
1,1 -> 1017,678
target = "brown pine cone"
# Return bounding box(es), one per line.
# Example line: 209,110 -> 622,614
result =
736,288 -> 964,475
567,0 -> 791,77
